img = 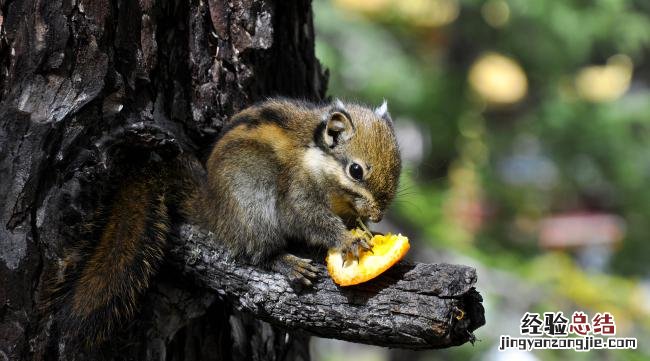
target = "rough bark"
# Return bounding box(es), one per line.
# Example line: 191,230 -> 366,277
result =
171,225 -> 484,350
0,0 -> 484,360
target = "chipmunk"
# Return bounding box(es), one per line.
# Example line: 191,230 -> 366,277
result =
48,98 -> 401,345
184,98 -> 402,285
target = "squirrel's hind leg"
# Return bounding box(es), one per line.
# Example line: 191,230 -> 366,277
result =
271,253 -> 319,288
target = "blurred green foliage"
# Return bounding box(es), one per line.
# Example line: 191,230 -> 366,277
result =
314,0 -> 650,360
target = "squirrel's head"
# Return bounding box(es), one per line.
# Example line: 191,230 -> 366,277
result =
313,99 -> 401,224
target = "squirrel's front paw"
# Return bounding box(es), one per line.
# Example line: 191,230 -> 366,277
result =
339,233 -> 373,265
272,253 -> 319,288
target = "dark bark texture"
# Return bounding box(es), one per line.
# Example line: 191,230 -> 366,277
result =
0,0 -> 484,360
171,225 -> 484,350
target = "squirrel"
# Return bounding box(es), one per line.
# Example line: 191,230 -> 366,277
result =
46,98 -> 402,346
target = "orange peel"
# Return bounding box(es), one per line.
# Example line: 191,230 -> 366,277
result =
326,228 -> 410,286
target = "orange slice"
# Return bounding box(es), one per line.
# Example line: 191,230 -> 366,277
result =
326,229 -> 410,286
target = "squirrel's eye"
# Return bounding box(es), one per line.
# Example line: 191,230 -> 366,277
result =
348,163 -> 364,181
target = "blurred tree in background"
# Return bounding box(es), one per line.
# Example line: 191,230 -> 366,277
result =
313,0 -> 650,360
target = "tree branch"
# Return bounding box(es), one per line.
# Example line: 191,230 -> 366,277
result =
169,224 -> 485,350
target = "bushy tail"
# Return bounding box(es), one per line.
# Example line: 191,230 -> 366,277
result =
46,173 -> 170,346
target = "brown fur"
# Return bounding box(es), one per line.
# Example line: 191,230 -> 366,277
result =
187,98 -> 401,269
44,159 -> 199,346
72,182 -> 152,317
49,98 -> 401,347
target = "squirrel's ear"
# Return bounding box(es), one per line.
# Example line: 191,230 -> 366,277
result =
374,99 -> 392,123
323,111 -> 354,148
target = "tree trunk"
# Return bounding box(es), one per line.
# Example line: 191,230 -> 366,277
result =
0,0 -> 324,360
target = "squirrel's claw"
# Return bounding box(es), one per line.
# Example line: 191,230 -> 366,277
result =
272,253 -> 319,289
340,233 -> 374,265
294,262 -> 318,280
358,238 -> 373,253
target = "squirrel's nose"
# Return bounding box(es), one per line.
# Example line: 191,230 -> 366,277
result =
369,211 -> 383,223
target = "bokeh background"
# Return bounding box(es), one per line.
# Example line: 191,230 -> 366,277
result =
310,0 -> 650,360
